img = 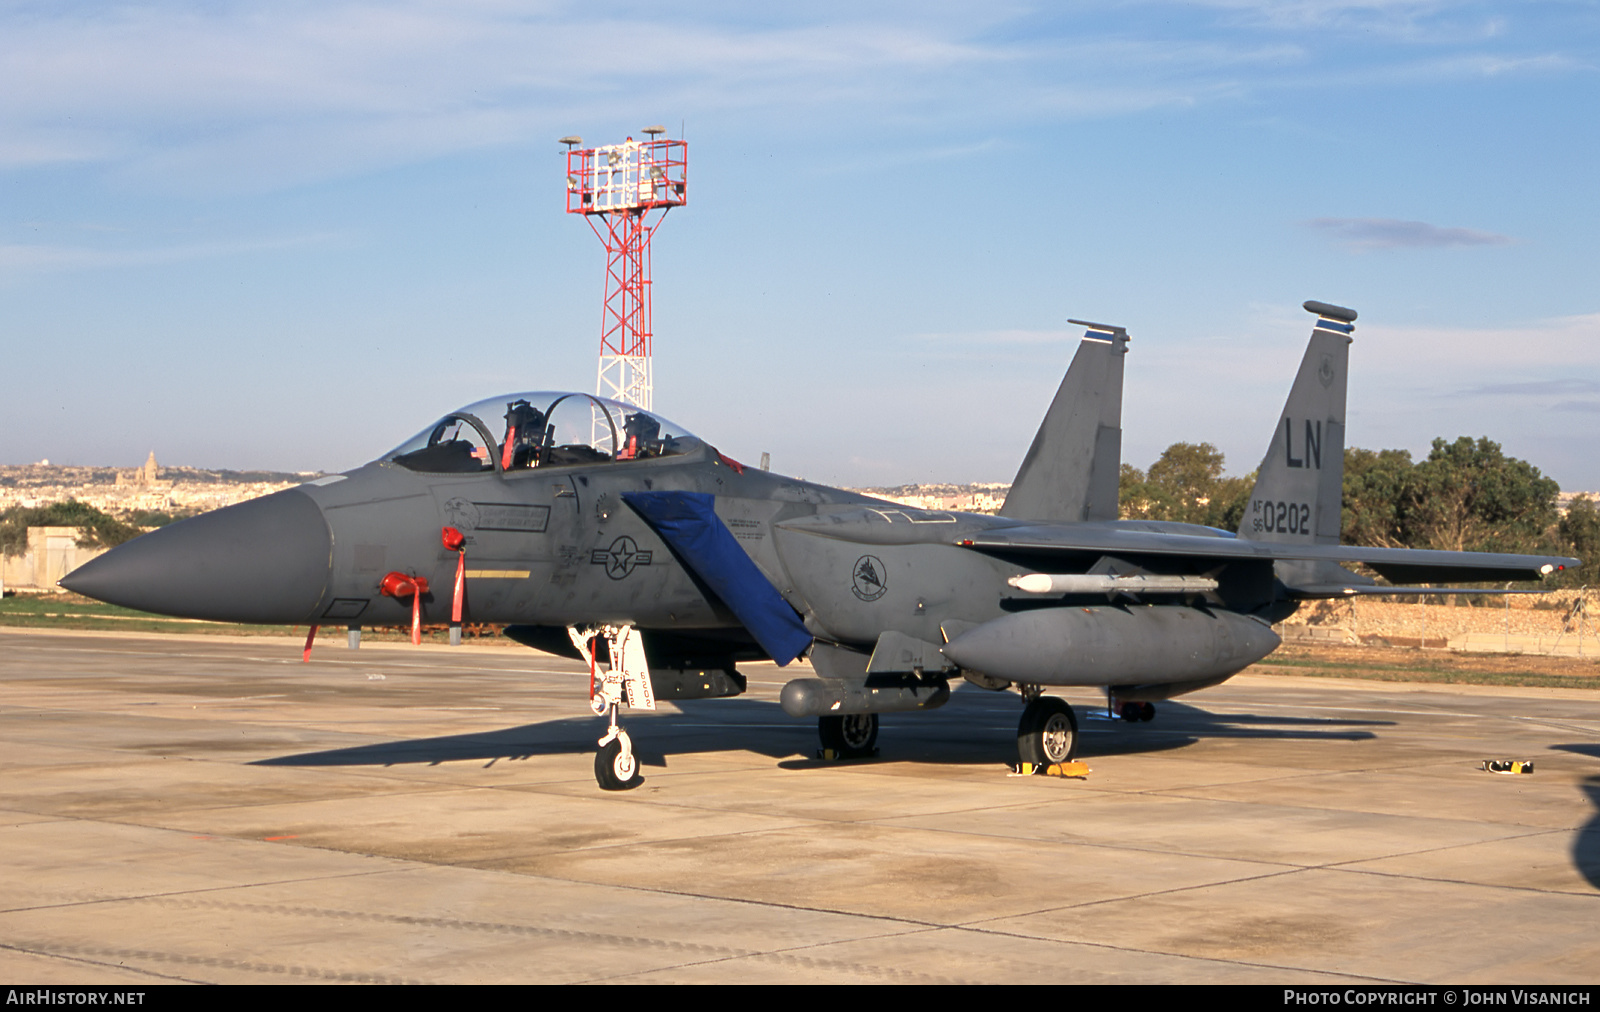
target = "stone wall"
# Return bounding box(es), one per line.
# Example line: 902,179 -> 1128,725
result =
0,527 -> 109,592
1278,590 -> 1600,656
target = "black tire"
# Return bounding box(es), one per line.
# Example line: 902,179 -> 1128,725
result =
1118,701 -> 1143,723
819,713 -> 878,759
1018,697 -> 1078,766
1139,702 -> 1156,722
594,737 -> 643,791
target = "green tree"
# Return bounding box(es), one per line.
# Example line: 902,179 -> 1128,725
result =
0,500 -> 143,558
1560,495 -> 1600,585
1146,442 -> 1226,521
1117,462 -> 1145,506
1204,472 -> 1256,531
1342,447 -> 1414,547
1123,435 -> 1566,556
1118,462 -> 1169,520
1401,437 -> 1559,554
126,508 -> 197,528
1119,442 -> 1251,528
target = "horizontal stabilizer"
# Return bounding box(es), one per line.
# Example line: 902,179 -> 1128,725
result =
623,491 -> 813,665
1283,584 -> 1549,598
1365,561 -> 1566,585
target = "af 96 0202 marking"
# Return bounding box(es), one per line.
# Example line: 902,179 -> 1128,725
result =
1252,499 -> 1311,536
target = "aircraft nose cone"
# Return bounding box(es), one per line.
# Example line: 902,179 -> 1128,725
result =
60,489 -> 332,624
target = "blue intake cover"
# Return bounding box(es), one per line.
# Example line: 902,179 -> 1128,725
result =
621,490 -> 812,666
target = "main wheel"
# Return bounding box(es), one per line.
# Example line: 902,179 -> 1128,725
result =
595,737 -> 643,791
818,713 -> 878,759
1018,697 -> 1078,766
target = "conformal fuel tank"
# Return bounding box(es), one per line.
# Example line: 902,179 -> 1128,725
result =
940,605 -> 1279,686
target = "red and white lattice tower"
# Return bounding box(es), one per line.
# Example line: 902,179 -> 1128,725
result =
563,128 -> 687,410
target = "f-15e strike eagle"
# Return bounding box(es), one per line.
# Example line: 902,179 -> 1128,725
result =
63,301 -> 1577,789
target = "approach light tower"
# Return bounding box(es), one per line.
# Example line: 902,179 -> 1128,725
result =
562,127 -> 687,410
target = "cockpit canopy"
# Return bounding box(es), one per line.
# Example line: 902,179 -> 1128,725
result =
384,392 -> 701,474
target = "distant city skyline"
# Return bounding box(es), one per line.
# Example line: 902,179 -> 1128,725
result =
2,2 -> 1595,489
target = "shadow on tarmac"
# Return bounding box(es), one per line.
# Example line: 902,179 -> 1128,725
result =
253,691 -> 1386,772
1550,744 -> 1600,890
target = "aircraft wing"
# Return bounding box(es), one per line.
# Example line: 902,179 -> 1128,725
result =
956,525 -> 1577,585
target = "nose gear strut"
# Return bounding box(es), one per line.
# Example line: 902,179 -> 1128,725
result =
569,624 -> 654,790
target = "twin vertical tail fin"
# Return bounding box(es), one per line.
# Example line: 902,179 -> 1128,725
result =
999,321 -> 1128,523
1239,301 -> 1356,545
1001,303 -> 1353,534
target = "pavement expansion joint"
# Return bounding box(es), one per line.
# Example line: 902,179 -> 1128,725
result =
854,817 -> 1309,869
598,943 -> 969,986
1328,860 -> 1600,898
964,864 -> 1311,922
0,863 -> 426,916
139,895 -> 765,959
518,869 -> 966,930
466,824 -> 819,870
11,940 -> 421,984
0,942 -> 205,984
1508,714 -> 1600,735
940,921 -> 1413,984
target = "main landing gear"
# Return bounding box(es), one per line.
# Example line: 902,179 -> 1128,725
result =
571,624 -> 653,791
1017,688 -> 1078,766
817,713 -> 878,759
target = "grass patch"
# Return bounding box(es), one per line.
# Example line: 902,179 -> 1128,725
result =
0,593 -> 278,636
1253,647 -> 1600,689
0,592 -> 507,645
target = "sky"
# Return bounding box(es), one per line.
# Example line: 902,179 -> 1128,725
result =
2,0 -> 1597,490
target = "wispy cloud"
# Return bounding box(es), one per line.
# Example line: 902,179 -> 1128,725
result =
1305,217 -> 1516,250
0,2 -> 1583,193
1338,311 -> 1600,488
1466,378 -> 1600,396
1182,0 -> 1502,40
1361,312 -> 1600,384
911,328 -> 1076,345
0,234 -> 340,274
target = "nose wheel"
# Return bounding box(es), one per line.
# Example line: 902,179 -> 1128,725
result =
595,711 -> 643,791
1018,696 -> 1078,766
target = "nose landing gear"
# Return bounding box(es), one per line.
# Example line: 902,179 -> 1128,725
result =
572,624 -> 654,790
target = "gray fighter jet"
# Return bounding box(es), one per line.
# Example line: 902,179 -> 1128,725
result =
63,302 -> 1578,789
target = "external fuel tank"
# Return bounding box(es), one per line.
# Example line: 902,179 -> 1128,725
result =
940,605 -> 1279,686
